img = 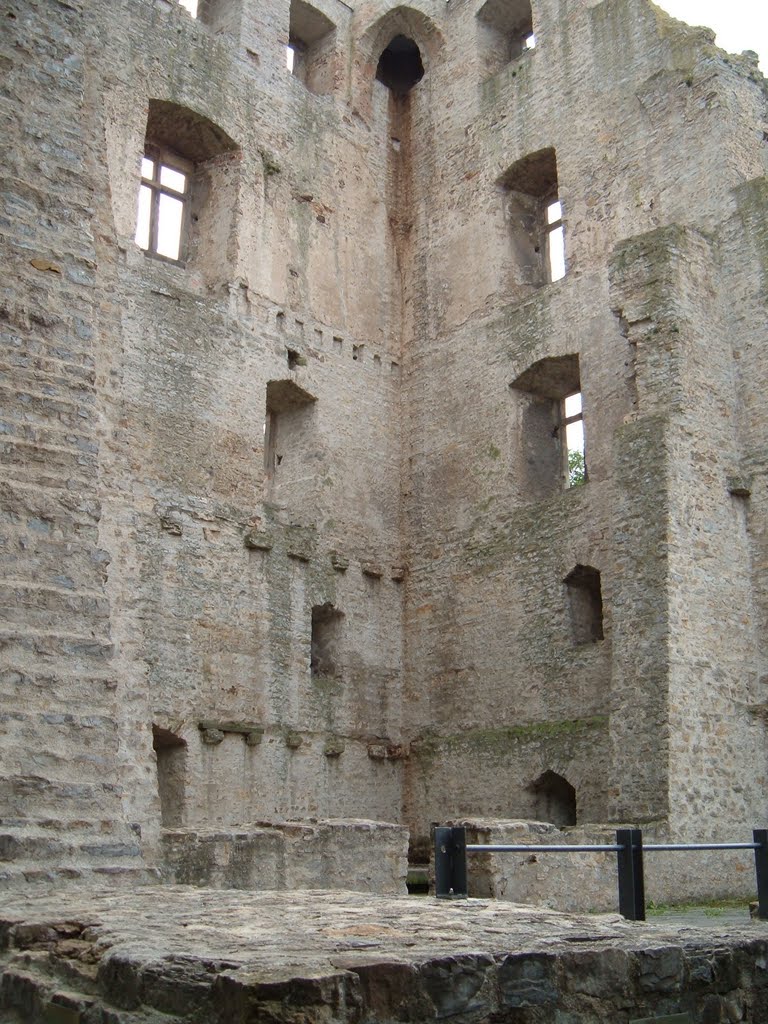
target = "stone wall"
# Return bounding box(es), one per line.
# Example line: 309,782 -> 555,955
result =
3,888 -> 768,1024
1,0 -> 768,900
161,818 -> 407,893
446,820 -> 763,912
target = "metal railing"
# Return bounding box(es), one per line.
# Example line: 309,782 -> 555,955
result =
433,826 -> 768,921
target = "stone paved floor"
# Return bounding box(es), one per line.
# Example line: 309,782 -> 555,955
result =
2,887 -> 764,968
2,888 -> 768,1021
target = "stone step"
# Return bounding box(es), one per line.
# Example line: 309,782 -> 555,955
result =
0,864 -> 160,890
0,543 -> 108,594
0,831 -> 142,865
0,478 -> 102,528
0,463 -> 95,492
0,952 -> 101,1020
0,751 -> 120,789
0,414 -> 97,453
0,580 -> 110,622
0,816 -> 130,836
0,629 -> 113,662
0,352 -> 96,386
0,383 -> 93,426
0,776 -> 124,818
0,325 -> 95,369
0,437 -> 97,479
0,361 -> 96,401
0,668 -> 118,716
0,714 -> 120,770
0,350 -> 95,385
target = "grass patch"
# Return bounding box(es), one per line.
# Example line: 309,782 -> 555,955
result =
646,898 -> 750,917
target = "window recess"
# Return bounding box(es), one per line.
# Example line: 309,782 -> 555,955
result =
509,354 -> 587,498
476,0 -> 534,77
133,100 -> 239,281
497,148 -> 566,292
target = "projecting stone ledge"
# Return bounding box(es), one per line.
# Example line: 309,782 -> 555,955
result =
1,888 -> 768,1023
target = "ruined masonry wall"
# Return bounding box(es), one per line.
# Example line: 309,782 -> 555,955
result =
1,0 -> 768,896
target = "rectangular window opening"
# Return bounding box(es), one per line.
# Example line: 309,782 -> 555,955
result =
563,390 -> 586,487
135,151 -> 190,263
178,0 -> 198,16
286,45 -> 296,72
264,411 -> 278,474
564,565 -> 603,644
311,603 -> 344,678
263,378 -> 317,483
547,200 -> 565,282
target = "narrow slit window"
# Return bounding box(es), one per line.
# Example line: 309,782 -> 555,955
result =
563,391 -> 586,487
135,151 -> 189,262
547,199 -> 565,282
264,410 -> 279,474
286,45 -> 296,72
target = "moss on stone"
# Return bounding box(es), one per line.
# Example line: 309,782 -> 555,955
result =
412,716 -> 608,762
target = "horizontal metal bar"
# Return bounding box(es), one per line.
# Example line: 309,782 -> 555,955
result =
644,842 -> 760,852
466,844 -> 622,854
465,842 -> 760,855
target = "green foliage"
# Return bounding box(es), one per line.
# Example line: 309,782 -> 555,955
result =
568,448 -> 586,487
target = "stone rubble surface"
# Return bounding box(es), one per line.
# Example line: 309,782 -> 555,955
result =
2,887 -> 768,1022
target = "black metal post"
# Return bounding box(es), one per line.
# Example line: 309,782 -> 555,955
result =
434,826 -> 468,899
753,829 -> 768,920
616,828 -> 645,921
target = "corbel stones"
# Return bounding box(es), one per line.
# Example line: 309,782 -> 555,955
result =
198,721 -> 263,746
367,741 -> 407,761
727,475 -> 752,498
243,528 -> 273,551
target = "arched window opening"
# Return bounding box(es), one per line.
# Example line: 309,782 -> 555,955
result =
135,100 -> 239,273
564,565 -> 604,644
509,354 -> 586,497
153,725 -> 187,827
476,0 -> 534,77
288,0 -> 336,95
376,35 -> 424,94
529,770 -> 577,826
498,147 -> 566,289
311,603 -> 344,678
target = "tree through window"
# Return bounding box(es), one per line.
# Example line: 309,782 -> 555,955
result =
563,391 -> 586,486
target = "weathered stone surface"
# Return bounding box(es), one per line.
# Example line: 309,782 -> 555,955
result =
1,889 -> 768,1023
160,819 -> 408,893
1,0 -> 768,921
